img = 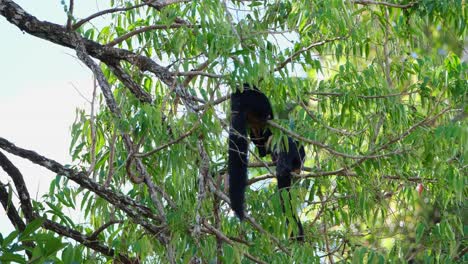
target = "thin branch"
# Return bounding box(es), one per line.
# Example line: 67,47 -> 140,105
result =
352,0 -> 418,9
89,220 -> 125,240
298,101 -> 364,136
66,0 -> 74,30
145,0 -> 192,9
267,120 -> 400,159
202,220 -> 268,264
213,174 -> 223,264
182,59 -> 210,87
382,8 -> 393,88
193,141 -> 209,240
205,176 -> 290,256
307,90 -> 418,99
104,129 -> 118,187
135,121 -> 200,157
274,36 -> 347,72
106,24 -> 190,47
194,94 -> 230,111
86,76 -> 98,179
72,3 -> 147,30
374,108 -> 451,152
175,71 -> 225,78
42,219 -> 136,263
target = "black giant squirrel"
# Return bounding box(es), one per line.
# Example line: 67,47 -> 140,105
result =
228,84 -> 273,220
228,84 -> 306,241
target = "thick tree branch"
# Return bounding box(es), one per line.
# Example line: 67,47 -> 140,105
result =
0,137 -> 165,233
0,182 -> 26,231
106,63 -> 153,103
42,219 -> 137,263
0,151 -> 34,222
0,182 -> 34,259
0,0 -> 175,90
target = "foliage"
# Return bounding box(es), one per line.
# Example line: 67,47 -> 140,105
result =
0,0 -> 466,263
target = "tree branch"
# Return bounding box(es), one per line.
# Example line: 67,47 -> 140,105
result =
274,36 -> 347,73
0,182 -> 34,259
352,0 -> 418,9
106,24 -> 190,47
72,3 -> 148,30
0,137 -> 165,232
0,151 -> 34,222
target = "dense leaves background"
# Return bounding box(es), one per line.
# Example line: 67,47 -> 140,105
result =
0,0 -> 466,263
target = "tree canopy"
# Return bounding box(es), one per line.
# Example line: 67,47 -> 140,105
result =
0,0 -> 466,263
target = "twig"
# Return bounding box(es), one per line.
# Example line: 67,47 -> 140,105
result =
382,8 -> 393,88
274,36 -> 347,72
352,0 -> 418,9
104,129 -> 118,187
66,0 -> 74,30
176,71 -> 225,78
307,90 -> 417,99
202,220 -> 268,264
106,24 -> 190,47
136,121 -> 200,157
72,3 -> 147,30
86,76 -> 98,179
194,141 -> 209,238
89,220 -> 124,240
299,101 -> 364,136
267,120 -> 401,159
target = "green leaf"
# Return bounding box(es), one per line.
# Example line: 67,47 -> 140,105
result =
19,218 -> 44,240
